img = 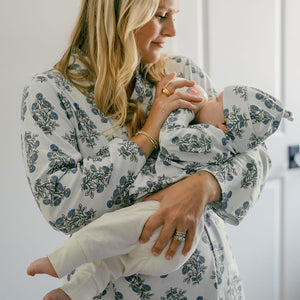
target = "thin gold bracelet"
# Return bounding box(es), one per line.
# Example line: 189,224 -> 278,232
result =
136,130 -> 159,150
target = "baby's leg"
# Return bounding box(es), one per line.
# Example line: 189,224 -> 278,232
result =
28,201 -> 160,279
60,259 -> 126,300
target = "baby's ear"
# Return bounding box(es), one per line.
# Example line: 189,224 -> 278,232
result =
217,122 -> 228,134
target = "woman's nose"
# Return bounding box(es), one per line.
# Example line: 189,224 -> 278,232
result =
162,18 -> 176,37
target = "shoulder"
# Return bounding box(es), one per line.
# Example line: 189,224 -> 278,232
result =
164,55 -> 206,81
21,69 -> 77,123
24,69 -> 74,95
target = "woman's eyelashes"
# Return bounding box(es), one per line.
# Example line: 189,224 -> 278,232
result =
156,14 -> 167,20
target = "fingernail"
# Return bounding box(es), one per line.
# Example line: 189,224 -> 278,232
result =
139,239 -> 145,244
153,251 -> 159,256
166,255 -> 172,260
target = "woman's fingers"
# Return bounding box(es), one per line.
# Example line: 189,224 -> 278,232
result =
151,222 -> 176,256
166,78 -> 196,94
156,72 -> 177,95
182,225 -> 196,256
139,213 -> 164,244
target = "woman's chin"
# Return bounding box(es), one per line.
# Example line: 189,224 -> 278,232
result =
140,51 -> 162,65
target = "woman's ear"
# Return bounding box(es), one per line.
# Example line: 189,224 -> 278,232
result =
217,122 -> 228,134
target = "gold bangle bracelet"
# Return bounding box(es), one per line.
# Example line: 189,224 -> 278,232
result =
136,130 -> 159,150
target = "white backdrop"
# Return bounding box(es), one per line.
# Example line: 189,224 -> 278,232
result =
0,1 -> 81,299
1,1 -> 299,299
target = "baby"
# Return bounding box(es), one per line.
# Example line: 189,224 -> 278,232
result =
27,83 -> 293,300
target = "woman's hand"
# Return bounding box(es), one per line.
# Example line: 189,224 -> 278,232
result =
131,73 -> 204,158
139,171 -> 221,259
142,72 -> 204,141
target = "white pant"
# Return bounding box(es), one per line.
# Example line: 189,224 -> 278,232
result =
48,201 -> 204,300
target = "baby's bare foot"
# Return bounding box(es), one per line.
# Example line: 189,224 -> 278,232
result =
43,288 -> 71,300
27,257 -> 58,278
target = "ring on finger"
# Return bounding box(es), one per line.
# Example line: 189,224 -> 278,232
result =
174,230 -> 187,242
162,87 -> 172,96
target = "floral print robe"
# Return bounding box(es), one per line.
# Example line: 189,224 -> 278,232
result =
21,53 -> 271,299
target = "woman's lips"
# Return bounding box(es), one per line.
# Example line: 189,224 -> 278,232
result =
152,41 -> 164,48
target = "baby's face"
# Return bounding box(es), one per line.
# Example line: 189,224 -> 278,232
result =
195,92 -> 227,132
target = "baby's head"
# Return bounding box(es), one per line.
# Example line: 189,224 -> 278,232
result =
194,91 -> 228,133
196,85 -> 293,152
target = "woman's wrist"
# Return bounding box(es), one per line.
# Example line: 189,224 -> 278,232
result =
194,171 -> 222,205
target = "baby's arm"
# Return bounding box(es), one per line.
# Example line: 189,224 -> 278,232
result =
158,108 -> 232,173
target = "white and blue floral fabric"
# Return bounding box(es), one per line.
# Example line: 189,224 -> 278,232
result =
222,86 -> 293,153
21,53 -> 271,299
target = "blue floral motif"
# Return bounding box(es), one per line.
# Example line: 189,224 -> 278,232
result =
255,89 -> 283,112
227,274 -> 243,300
184,161 -> 205,175
35,75 -> 48,83
107,171 -> 136,208
58,92 -> 73,119
63,129 -> 79,150
34,175 -> 71,207
31,92 -> 59,134
23,131 -> 40,173
247,132 -> 263,149
49,204 -> 96,234
118,141 -> 144,162
159,146 -> 180,166
161,287 -> 187,300
207,157 -> 237,183
250,105 -> 273,125
233,86 -> 248,101
182,249 -> 207,285
220,190 -> 233,210
47,144 -> 76,174
51,71 -> 73,92
138,174 -> 173,196
241,160 -> 257,188
172,132 -> 212,154
162,110 -> 181,131
74,102 -> 100,148
224,105 -> 249,139
95,146 -> 110,161
82,164 -> 113,199
125,275 -> 154,299
235,201 -> 250,218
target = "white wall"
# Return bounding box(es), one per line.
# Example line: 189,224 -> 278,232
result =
0,1 -> 81,299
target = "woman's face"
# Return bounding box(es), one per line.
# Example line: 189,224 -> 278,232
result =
135,0 -> 179,64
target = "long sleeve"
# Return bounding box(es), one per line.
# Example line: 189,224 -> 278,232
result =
158,108 -> 231,169
159,108 -> 271,225
21,71 -> 146,234
164,57 -> 272,225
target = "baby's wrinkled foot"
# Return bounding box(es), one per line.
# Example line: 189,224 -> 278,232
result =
43,288 -> 71,300
27,257 -> 58,278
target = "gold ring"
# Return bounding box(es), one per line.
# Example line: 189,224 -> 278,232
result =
162,87 -> 171,96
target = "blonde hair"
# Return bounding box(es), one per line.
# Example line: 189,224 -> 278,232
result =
55,0 -> 167,136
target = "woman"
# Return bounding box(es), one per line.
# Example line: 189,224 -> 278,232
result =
21,0 -> 270,299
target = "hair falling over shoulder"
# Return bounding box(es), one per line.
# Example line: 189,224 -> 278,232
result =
55,0 -> 167,137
